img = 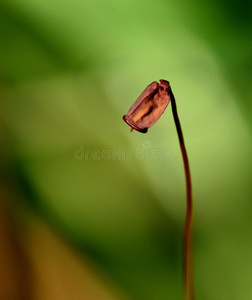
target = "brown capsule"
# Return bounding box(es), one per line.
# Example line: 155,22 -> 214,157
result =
123,79 -> 171,133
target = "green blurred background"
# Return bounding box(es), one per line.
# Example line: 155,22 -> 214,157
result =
0,0 -> 252,299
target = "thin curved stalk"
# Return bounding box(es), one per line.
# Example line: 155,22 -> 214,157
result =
122,80 -> 194,299
169,89 -> 194,300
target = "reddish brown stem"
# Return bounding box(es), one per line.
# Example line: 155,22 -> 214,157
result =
169,89 -> 194,300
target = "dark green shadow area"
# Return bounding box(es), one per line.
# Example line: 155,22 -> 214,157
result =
0,2 -> 95,85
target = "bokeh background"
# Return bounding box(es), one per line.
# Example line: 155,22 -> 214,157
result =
0,0 -> 252,299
